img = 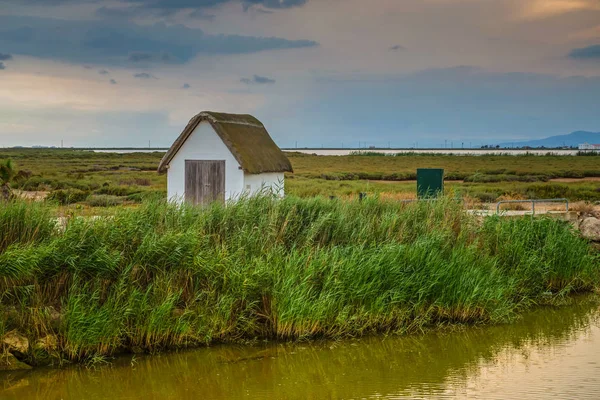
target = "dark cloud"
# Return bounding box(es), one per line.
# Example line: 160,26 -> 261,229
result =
128,51 -> 174,63
134,72 -> 157,79
569,45 -> 600,60
128,52 -> 154,62
188,9 -> 216,20
242,0 -> 307,10
119,0 -> 223,12
110,78 -> 117,84
0,15 -> 317,66
98,69 -> 109,74
182,83 -> 191,89
253,75 -> 275,84
123,0 -> 307,11
241,74 -> 275,84
0,62 -> 5,70
253,8 -> 274,14
92,0 -> 307,19
7,0 -> 90,3
95,6 -> 140,19
5,0 -> 309,9
389,45 -> 405,51
0,53 -> 13,61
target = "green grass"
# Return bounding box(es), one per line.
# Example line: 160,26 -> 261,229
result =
2,148 -> 600,204
285,175 -> 600,202
0,149 -> 165,205
287,152 -> 600,201
288,151 -> 600,180
0,196 -> 598,365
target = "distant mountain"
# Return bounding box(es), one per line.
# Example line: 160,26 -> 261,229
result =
498,131 -> 600,148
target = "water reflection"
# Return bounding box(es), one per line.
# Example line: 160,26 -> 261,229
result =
2,297 -> 599,399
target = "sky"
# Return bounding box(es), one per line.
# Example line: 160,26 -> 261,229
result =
0,0 -> 600,148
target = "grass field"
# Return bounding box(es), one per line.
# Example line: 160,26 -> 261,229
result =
1,148 -> 600,206
290,151 -> 600,181
1,196 -> 598,365
287,151 -> 600,202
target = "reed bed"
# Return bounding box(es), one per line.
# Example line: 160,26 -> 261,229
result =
0,196 -> 598,364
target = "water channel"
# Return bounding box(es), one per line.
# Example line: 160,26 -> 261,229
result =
2,296 -> 599,399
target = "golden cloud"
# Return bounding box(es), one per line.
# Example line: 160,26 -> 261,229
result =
518,0 -> 600,20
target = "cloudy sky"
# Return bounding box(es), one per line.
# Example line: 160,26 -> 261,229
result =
1,0 -> 599,148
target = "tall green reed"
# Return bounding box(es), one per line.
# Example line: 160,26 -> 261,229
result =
0,200 -> 56,252
0,196 -> 598,363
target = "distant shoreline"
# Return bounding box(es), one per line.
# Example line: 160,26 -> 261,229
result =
281,148 -> 584,156
0,146 -> 583,151
281,147 -> 579,151
1,147 -> 590,156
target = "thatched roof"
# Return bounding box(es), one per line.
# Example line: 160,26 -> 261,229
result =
158,111 -> 293,174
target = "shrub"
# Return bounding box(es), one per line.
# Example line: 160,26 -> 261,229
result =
126,191 -> 164,203
95,186 -> 140,196
472,192 -> 498,203
86,195 -> 124,207
22,176 -> 55,191
577,151 -> 600,157
46,189 -> 90,205
118,177 -> 153,186
464,174 -> 548,183
524,184 -> 570,199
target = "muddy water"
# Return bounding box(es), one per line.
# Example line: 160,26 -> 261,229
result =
2,297 -> 599,399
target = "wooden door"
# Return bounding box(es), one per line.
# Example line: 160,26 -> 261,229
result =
185,160 -> 225,205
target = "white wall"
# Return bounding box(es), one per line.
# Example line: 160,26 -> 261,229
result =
243,172 -> 285,197
579,143 -> 600,150
166,122 -> 244,202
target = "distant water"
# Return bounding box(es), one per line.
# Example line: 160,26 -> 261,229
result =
284,149 -> 580,156
92,150 -> 167,154
90,148 -> 580,156
92,149 -> 578,156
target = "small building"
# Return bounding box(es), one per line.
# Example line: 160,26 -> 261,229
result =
158,111 -> 292,205
578,143 -> 600,151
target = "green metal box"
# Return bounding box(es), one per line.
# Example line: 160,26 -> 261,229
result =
417,168 -> 444,199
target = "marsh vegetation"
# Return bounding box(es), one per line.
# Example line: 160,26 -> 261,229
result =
1,148 -> 600,207
1,196 -> 598,365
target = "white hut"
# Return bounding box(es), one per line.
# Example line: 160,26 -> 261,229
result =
158,111 -> 292,205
